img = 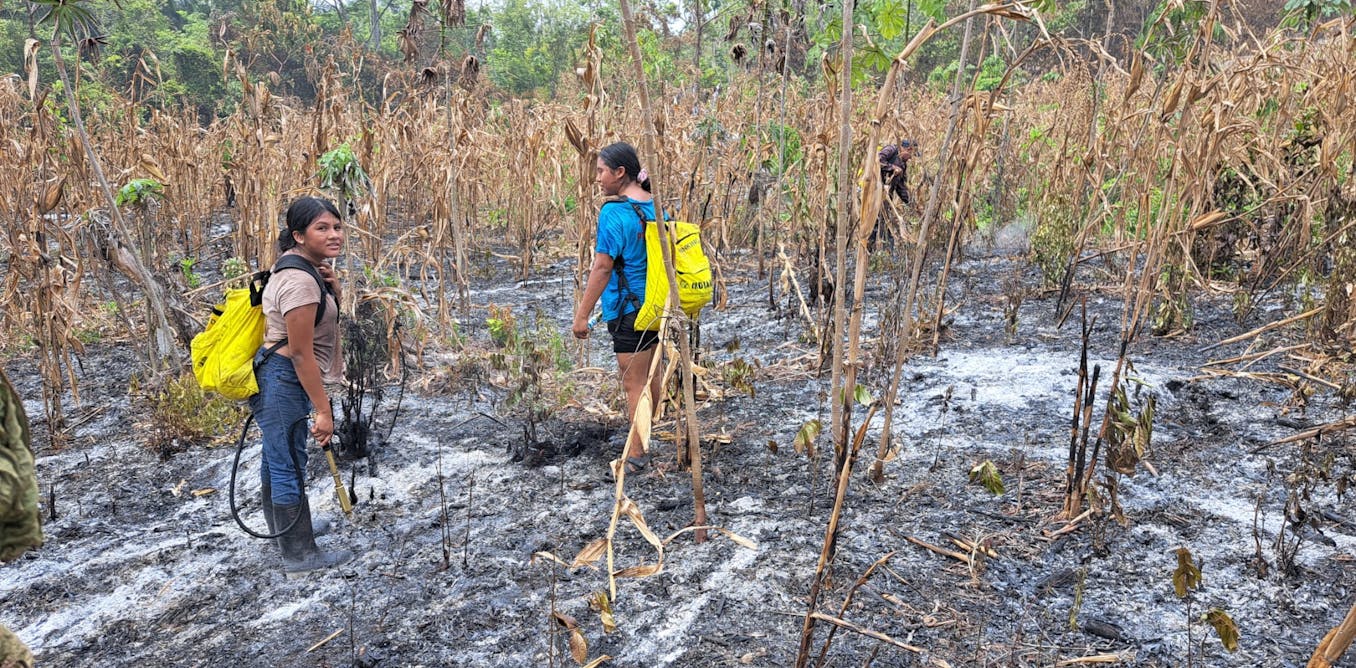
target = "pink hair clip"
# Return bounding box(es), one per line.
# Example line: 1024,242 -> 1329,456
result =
637,168 -> 649,182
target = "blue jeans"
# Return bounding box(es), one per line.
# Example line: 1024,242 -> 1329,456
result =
249,351 -> 311,505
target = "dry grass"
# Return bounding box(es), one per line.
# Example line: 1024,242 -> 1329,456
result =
0,13 -> 1351,440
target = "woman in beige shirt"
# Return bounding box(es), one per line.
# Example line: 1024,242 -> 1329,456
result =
250,196 -> 352,575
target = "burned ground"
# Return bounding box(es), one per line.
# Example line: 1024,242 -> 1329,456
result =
2,243 -> 1353,667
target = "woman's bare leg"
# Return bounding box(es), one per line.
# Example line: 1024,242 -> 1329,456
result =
616,346 -> 662,460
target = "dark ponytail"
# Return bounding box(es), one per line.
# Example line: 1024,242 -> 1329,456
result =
278,196 -> 342,252
598,141 -> 651,193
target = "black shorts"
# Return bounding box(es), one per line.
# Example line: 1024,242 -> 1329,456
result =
607,311 -> 660,354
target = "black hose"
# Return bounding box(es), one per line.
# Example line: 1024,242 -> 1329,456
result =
228,414 -> 307,539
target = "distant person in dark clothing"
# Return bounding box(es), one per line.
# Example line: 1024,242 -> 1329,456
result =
879,139 -> 916,204
873,139 -> 917,249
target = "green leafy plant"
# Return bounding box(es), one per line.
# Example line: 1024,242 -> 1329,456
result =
485,304 -> 519,349
178,257 -> 201,289
722,357 -> 757,397
969,460 -> 1005,495
793,419 -> 823,458
221,257 -> 250,281
1172,547 -> 1239,663
316,143 -> 371,202
115,178 -> 164,207
145,372 -> 247,457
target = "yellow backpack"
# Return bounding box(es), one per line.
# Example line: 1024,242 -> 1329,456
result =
191,257 -> 328,400
614,201 -> 713,331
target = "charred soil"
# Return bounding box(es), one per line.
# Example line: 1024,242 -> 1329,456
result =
2,245 -> 1354,667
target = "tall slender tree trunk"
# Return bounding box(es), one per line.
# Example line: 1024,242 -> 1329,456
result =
796,0 -> 854,659
369,0 -> 382,51
870,1 -> 978,480
617,0 -> 709,542
49,29 -> 186,365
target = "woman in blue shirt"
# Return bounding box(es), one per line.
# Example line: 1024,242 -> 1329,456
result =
571,142 -> 661,474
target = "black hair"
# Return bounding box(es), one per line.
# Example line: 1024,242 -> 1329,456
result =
899,139 -> 917,149
278,196 -> 342,252
598,141 -> 651,193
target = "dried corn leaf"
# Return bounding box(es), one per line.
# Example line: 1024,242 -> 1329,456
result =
571,539 -> 607,570
613,563 -> 662,578
620,499 -> 662,550
531,551 -> 569,568
24,39 -> 41,101
569,628 -> 587,664
140,155 -> 167,183
40,176 -> 66,214
662,525 -> 758,549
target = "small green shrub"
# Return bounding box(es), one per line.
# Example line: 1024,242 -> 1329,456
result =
146,372 -> 246,455
115,178 -> 164,207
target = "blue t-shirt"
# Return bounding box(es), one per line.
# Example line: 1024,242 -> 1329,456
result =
596,198 -> 654,322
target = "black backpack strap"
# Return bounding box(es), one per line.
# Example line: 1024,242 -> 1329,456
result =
272,254 -> 331,325
254,255 -> 333,370
600,199 -> 646,316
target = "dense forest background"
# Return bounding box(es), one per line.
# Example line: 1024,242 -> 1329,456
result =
0,0 -> 1320,117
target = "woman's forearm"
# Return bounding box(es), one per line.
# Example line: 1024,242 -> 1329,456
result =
290,352 -> 330,417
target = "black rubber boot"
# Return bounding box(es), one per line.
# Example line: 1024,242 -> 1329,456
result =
272,502 -> 353,577
300,494 -> 332,537
262,480 -> 329,537
261,480 -> 276,535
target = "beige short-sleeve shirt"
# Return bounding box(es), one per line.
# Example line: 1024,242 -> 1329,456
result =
262,253 -> 343,383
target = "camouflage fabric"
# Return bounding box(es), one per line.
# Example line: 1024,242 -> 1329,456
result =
0,368 -> 40,563
0,624 -> 34,668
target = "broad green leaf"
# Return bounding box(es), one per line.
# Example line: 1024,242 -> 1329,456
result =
816,18 -> 843,46
852,384 -> 876,407
917,0 -> 947,23
871,0 -> 909,41
859,45 -> 891,75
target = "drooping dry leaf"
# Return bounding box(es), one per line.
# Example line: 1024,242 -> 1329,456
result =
590,591 -> 616,634
579,656 -> 612,668
140,154 -> 168,183
40,175 -> 66,214
661,525 -> 757,549
793,419 -> 822,457
1204,608 -> 1239,652
620,499 -> 663,550
571,539 -> 607,570
24,39 -> 41,101
1172,547 -> 1201,598
716,528 -> 757,549
613,563 -> 663,578
569,628 -> 587,664
531,551 -> 569,568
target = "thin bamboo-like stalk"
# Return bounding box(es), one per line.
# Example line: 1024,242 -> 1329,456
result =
617,0 -> 709,544
795,0 -> 855,656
